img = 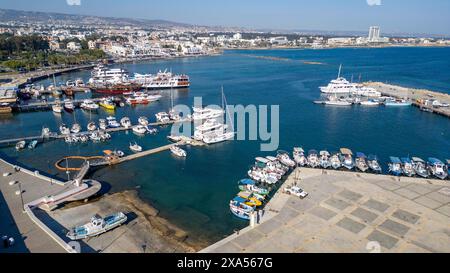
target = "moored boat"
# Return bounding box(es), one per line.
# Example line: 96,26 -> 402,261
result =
277,150 -> 296,168
355,152 -> 369,172
87,122 -> 97,132
120,117 -> 132,128
319,150 -> 331,169
367,154 -> 382,173
401,157 -> 415,177
71,123 -> 81,134
237,179 -> 269,196
170,145 -> 187,157
229,196 -> 254,220
388,157 -> 403,176
138,116 -> 149,126
52,103 -> 63,113
427,158 -> 448,180
330,152 -> 341,169
411,157 -> 429,178
15,140 -> 26,151
129,142 -> 142,152
293,147 -> 307,166
27,140 -> 38,149
132,125 -> 147,135
339,148 -> 354,170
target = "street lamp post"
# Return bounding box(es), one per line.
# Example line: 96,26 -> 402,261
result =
18,182 -> 24,213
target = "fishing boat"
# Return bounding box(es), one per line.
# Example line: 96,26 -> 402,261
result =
155,112 -> 170,123
324,97 -> 353,106
87,122 -> 97,132
170,145 -> 186,157
71,123 -> 81,134
66,212 -> 127,240
129,142 -> 142,152
411,157 -> 429,178
80,99 -> 99,111
277,151 -> 296,168
340,148 -> 354,170
132,125 -> 147,135
138,116 -> 149,126
59,124 -> 70,135
330,152 -> 342,169
427,158 -> 448,180
120,117 -> 132,128
384,98 -> 412,107
63,100 -> 75,112
237,191 -> 263,207
360,99 -> 380,106
307,150 -> 320,168
28,140 -> 38,149
238,179 -> 269,196
15,140 -> 26,151
388,157 -> 403,176
367,155 -> 382,173
99,98 -> 116,110
319,151 -> 331,169
293,147 -> 307,166
106,116 -> 120,128
355,152 -> 369,172
229,196 -> 254,220
52,103 -> 63,113
401,157 -> 416,177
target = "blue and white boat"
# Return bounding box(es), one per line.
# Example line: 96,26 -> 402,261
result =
401,157 -> 415,177
427,158 -> 448,180
388,157 -> 403,176
367,154 -> 382,173
384,98 -> 412,107
339,148 -> 354,170
355,152 -> 369,172
412,157 -> 429,178
66,212 -> 127,240
229,196 -> 254,220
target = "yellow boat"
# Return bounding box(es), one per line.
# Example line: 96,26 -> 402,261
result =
238,191 -> 263,207
99,100 -> 116,110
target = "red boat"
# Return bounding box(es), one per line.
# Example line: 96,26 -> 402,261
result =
90,83 -> 142,94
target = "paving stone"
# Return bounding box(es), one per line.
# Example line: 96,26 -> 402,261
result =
367,230 -> 399,250
435,204 -> 450,217
337,190 -> 363,202
406,184 -> 435,195
287,196 -> 315,212
324,197 -> 351,211
414,196 -> 443,209
392,209 -> 420,224
378,219 -> 410,237
351,207 -> 379,223
438,187 -> 450,196
394,188 -> 421,200
363,199 -> 390,213
256,218 -> 282,235
425,191 -> 450,204
336,217 -> 366,234
376,181 -> 402,191
211,242 -> 242,253
232,229 -> 264,249
276,206 -> 300,223
309,206 -> 337,221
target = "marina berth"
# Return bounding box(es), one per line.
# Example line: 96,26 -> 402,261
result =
339,148 -> 355,170
401,157 -> 416,177
427,158 -> 448,180
367,154 -> 382,173
388,157 -> 403,176
355,152 -> 369,172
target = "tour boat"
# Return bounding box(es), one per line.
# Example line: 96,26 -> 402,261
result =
401,157 -> 416,177
132,125 -> 147,135
71,123 -> 81,134
106,116 -> 120,128
80,99 -> 99,111
90,82 -> 142,95
129,142 -> 142,153
229,196 -> 254,220
120,117 -> 132,128
319,151 -> 331,169
238,179 -> 269,196
131,70 -> 190,89
307,150 -> 320,168
411,157 -> 429,178
320,65 -> 361,94
367,155 -> 382,173
170,145 -> 187,157
388,157 -> 403,176
15,140 -> 26,151
340,148 -> 355,170
427,158 -> 448,180
330,152 -> 342,169
66,212 -> 127,240
355,152 -> 369,172
293,147 -> 307,166
138,116 -> 149,126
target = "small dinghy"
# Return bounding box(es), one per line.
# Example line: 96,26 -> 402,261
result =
66,212 -> 127,240
132,125 -> 147,135
15,140 -> 26,151
170,145 -> 186,157
28,140 -> 38,149
129,142 -> 142,153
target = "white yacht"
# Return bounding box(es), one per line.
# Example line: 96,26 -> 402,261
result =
191,107 -> 224,121
120,117 -> 132,128
80,100 -> 99,111
138,116 -> 149,126
132,125 -> 147,135
194,119 -> 225,141
155,112 -> 171,123
320,65 -> 360,94
106,116 -> 120,128
170,145 -> 187,157
52,103 -> 63,113
129,142 -> 142,153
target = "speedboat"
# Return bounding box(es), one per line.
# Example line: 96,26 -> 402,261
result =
229,196 -> 254,220
120,117 -> 132,128
238,179 -> 269,196
170,145 -> 186,157
401,157 -> 415,177
319,151 -> 331,169
15,140 -> 26,151
355,152 -> 369,172
411,157 -> 429,178
71,123 -> 81,134
132,125 -> 147,135
63,100 -> 75,112
106,116 -> 120,128
98,119 -> 107,130
427,158 -> 448,180
99,98 -> 116,110
129,142 -> 142,153
87,122 -> 97,132
237,191 -> 263,207
66,212 -> 127,240
138,116 -> 149,126
388,157 -> 403,176
367,155 -> 382,173
360,99 -> 380,106
330,152 -> 341,169
307,150 -> 320,168
293,147 -> 307,166
340,148 -> 354,170
28,140 -> 38,149
80,99 -> 99,111
59,124 -> 70,135
155,112 -> 170,123
52,103 -> 63,113
277,151 -> 295,168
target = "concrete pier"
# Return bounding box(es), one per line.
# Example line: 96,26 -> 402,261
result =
202,168 -> 450,253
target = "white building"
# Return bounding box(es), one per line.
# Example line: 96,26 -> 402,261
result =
269,36 -> 288,45
233,33 -> 242,40
368,26 -> 380,42
66,41 -> 82,51
327,37 -> 354,46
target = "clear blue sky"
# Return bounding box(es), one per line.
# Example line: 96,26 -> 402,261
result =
1,0 -> 450,35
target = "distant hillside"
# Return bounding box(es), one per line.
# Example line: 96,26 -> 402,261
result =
0,8 -> 193,29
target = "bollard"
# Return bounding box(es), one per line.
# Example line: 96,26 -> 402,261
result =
249,211 -> 256,228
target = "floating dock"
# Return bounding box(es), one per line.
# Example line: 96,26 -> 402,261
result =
202,168 -> 450,253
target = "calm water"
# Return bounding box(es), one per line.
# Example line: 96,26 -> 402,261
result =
1,47 -> 449,243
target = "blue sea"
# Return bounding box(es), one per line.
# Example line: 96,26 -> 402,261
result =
1,47 -> 449,243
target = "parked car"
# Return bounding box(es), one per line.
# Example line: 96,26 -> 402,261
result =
283,186 -> 308,198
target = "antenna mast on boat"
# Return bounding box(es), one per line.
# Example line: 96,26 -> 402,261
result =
221,86 -> 234,132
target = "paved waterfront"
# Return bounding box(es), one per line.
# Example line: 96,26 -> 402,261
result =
202,168 -> 450,253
